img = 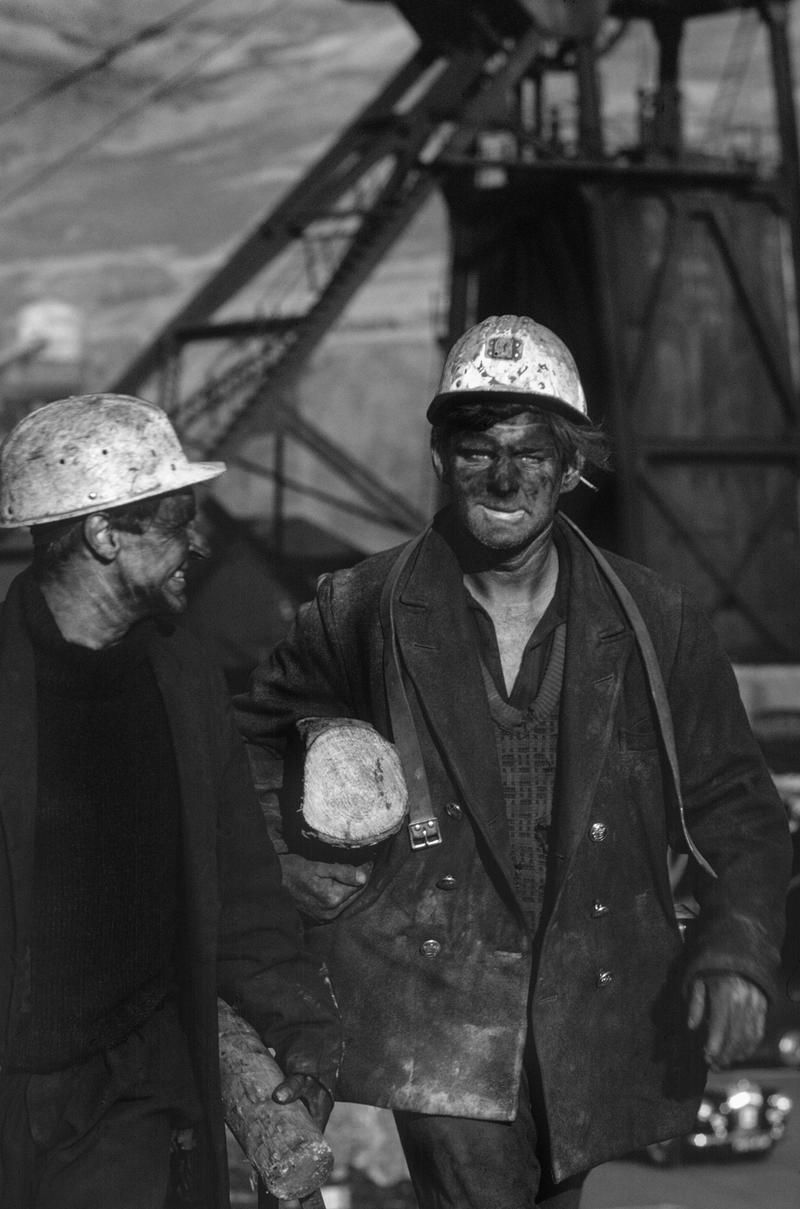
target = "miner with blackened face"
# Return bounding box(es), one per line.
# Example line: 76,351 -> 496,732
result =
237,315 -> 791,1208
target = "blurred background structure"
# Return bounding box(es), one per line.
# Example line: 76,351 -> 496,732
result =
2,2 -> 800,1205
2,2 -> 800,684
112,1 -> 800,686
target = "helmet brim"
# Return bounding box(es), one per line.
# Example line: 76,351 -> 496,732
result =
0,460 -> 226,529
426,390 -> 590,427
169,460 -> 227,490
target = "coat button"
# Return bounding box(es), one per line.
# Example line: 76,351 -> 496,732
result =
420,939 -> 441,958
589,822 -> 608,843
592,901 -> 610,917
436,875 -> 457,891
446,802 -> 463,819
597,970 -> 613,987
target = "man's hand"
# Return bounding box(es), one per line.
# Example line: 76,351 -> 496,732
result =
272,1072 -> 333,1133
687,973 -> 767,1070
281,854 -> 373,920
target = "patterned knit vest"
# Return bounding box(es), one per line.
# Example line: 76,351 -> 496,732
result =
482,623 -> 565,935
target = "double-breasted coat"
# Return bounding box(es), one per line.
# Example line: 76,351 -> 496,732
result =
0,572 -> 342,1209
236,512 -> 792,1181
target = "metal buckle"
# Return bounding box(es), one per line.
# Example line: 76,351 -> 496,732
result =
408,818 -> 443,850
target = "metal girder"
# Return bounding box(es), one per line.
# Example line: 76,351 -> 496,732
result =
109,32 -> 547,539
635,471 -> 800,657
583,177 -> 800,658
110,0 -> 549,407
350,1 -> 769,37
385,0 -> 533,48
202,27 -> 544,461
362,0 -> 771,32
104,7 -> 551,538
105,0 -> 800,583
608,1 -> 766,16
109,48 -> 437,396
106,46 -> 492,533
705,203 -> 799,421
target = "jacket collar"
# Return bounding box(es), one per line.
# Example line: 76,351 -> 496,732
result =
553,514 -> 632,870
146,636 -> 218,899
393,516 -> 512,866
0,573 -> 40,1000
0,575 -> 37,806
391,512 -> 632,877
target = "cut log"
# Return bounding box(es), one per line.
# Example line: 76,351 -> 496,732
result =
218,999 -> 334,1199
298,717 -> 408,848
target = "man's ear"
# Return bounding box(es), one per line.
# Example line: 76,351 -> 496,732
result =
431,444 -> 445,482
560,455 -> 585,495
82,514 -> 121,563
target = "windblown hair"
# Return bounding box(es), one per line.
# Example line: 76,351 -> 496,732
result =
430,399 -> 613,474
31,494 -> 165,582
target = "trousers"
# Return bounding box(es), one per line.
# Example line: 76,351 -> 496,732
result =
0,1001 -> 200,1209
394,1068 -> 586,1209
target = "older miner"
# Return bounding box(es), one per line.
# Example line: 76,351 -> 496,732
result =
0,395 -> 340,1209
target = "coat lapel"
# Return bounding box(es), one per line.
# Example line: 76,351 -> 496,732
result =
391,526 -> 514,874
147,635 -> 219,950
554,519 -> 632,879
0,580 -> 38,957
389,519 -> 635,897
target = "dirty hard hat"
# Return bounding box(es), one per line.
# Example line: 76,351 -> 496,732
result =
428,315 -> 589,426
0,393 -> 225,528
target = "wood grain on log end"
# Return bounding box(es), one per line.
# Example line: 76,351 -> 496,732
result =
298,717 -> 408,848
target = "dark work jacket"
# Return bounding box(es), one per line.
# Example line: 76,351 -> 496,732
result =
235,512 -> 792,1181
0,573 -> 341,1209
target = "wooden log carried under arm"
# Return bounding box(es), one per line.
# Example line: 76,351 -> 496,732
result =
298,716 -> 408,848
218,999 -> 334,1199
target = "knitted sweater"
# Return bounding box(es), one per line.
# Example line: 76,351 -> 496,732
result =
7,574 -> 181,1071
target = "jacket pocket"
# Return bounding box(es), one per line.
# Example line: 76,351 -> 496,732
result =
619,715 -> 659,752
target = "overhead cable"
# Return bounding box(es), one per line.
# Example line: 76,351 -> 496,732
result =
0,4 -> 287,213
0,0 -> 221,127
704,8 -> 758,145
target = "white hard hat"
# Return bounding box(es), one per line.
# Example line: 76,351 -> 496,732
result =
428,315 -> 589,426
0,393 -> 225,528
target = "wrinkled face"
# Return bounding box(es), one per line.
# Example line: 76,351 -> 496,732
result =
113,489 -> 204,618
435,413 -> 577,553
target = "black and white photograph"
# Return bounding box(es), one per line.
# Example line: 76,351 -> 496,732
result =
1,3 -> 799,1208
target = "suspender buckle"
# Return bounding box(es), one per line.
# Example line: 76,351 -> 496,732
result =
408,818 -> 442,849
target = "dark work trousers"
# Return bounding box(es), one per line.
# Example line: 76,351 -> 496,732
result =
0,1001 -> 200,1209
394,1066 -> 587,1209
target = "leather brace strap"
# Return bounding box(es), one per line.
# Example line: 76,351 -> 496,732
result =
379,528 -> 442,849
379,517 -> 714,875
560,514 -> 715,879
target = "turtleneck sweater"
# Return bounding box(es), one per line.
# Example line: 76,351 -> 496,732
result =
6,573 -> 182,1071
